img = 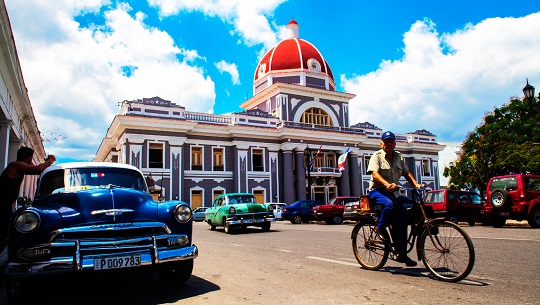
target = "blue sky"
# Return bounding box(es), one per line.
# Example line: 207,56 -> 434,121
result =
4,0 -> 540,163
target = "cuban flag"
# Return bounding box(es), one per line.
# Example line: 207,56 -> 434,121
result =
309,145 -> 323,171
338,147 -> 350,172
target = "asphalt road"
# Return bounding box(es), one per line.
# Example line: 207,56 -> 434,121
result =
0,220 -> 538,305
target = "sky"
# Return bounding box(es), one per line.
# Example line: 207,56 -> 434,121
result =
4,0 -> 540,163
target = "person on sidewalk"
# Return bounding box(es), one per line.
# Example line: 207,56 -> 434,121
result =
367,131 -> 423,267
0,147 -> 56,253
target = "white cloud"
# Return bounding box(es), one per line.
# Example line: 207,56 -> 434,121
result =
215,60 -> 240,85
5,0 -> 215,161
342,13 -> 540,143
147,0 -> 287,49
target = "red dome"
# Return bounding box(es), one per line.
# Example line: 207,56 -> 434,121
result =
254,37 -> 334,82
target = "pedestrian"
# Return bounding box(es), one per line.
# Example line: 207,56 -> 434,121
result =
0,147 -> 56,253
366,131 -> 423,267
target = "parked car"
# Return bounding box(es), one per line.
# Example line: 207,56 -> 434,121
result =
204,193 -> 275,233
5,162 -> 198,302
312,196 -> 361,224
192,207 -> 209,221
343,196 -> 370,222
424,189 -> 487,226
282,200 -> 325,224
267,203 -> 286,220
485,174 -> 540,228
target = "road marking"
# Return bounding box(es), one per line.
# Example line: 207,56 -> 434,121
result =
306,256 -> 360,267
278,249 -> 294,253
473,237 -> 540,242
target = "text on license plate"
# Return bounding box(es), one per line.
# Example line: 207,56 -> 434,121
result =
94,255 -> 141,270
244,219 -> 262,223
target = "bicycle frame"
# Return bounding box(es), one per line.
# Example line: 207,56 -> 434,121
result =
406,188 -> 449,258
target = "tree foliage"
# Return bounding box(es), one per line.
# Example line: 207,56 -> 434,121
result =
444,97 -> 540,194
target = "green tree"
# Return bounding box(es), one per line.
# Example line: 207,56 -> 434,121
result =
444,97 -> 540,194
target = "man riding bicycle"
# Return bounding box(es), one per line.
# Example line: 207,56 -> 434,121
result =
367,131 -> 423,267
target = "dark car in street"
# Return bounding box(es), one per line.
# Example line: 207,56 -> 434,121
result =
424,189 -> 487,226
282,200 -> 324,224
5,162 -> 198,302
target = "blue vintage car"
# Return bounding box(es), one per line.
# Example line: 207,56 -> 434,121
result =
204,193 -> 275,233
5,162 -> 198,301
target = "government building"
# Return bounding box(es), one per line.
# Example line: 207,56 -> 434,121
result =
95,20 -> 444,207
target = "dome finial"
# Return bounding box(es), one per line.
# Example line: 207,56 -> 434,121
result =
287,19 -> 299,38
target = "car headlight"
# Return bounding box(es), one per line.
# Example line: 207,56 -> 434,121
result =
268,205 -> 274,212
174,204 -> 192,223
229,206 -> 236,214
15,211 -> 41,233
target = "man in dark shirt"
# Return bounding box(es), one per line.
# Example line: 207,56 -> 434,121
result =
0,147 -> 56,253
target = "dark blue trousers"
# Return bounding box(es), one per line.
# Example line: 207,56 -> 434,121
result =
368,188 -> 412,256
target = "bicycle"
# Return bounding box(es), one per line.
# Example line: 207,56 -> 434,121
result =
351,188 -> 475,282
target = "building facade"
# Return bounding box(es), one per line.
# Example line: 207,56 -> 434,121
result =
0,1 -> 47,202
95,20 -> 444,207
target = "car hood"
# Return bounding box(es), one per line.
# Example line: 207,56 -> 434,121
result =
32,188 -> 158,226
230,203 -> 269,213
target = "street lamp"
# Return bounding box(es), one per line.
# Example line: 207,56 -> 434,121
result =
304,146 -> 312,200
523,79 -> 535,103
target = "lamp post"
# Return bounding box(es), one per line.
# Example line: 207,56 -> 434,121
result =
304,146 -> 312,200
523,79 -> 535,106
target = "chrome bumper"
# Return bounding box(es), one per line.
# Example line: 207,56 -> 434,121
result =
226,217 -> 275,226
6,238 -> 198,276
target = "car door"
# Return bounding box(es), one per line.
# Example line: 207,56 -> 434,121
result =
456,191 -> 475,220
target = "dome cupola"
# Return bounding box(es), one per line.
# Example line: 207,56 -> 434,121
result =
253,19 -> 335,95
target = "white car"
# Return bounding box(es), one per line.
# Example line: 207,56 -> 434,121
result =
268,203 -> 286,220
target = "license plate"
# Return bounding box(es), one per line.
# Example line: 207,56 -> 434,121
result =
94,255 -> 141,270
244,219 -> 262,223
500,211 -> 510,217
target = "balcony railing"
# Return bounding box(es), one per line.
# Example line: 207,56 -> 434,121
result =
276,121 -> 365,134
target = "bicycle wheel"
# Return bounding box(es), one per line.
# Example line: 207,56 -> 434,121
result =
418,221 -> 475,282
352,221 -> 389,270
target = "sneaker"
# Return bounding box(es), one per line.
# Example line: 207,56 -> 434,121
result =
396,255 -> 417,267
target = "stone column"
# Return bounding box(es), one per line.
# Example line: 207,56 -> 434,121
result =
339,149 -> 350,196
349,152 -> 360,197
294,149 -> 306,201
0,122 -> 10,170
282,150 -> 294,204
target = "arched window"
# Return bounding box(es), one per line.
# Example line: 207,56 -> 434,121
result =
301,107 -> 333,126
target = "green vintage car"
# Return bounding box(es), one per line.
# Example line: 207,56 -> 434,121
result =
204,193 -> 275,233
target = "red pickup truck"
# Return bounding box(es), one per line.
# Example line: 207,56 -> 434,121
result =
312,196 -> 360,224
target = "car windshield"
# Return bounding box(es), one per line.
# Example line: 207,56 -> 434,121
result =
469,193 -> 485,205
227,195 -> 257,204
425,192 -> 444,203
490,177 -> 518,191
37,167 -> 147,197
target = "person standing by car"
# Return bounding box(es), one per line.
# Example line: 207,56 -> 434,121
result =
367,131 -> 423,267
0,147 -> 56,253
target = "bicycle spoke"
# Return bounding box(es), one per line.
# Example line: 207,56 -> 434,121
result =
420,221 -> 475,282
352,221 -> 389,270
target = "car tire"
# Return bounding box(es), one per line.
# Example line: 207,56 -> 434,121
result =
328,215 -> 343,225
467,221 -> 476,226
208,221 -> 216,230
490,189 -> 510,208
291,215 -> 303,224
527,206 -> 540,228
261,222 -> 271,231
448,215 -> 458,224
157,259 -> 194,284
224,219 -> 232,234
492,217 -> 506,228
